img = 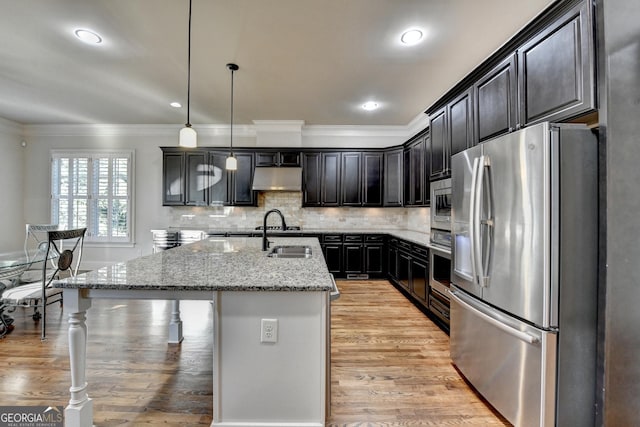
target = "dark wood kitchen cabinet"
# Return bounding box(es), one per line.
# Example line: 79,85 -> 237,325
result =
322,152 -> 341,206
255,150 -> 301,167
384,148 -> 403,207
474,54 -> 518,143
321,234 -> 343,275
410,245 -> 429,306
363,152 -> 383,206
518,1 -> 595,125
162,148 -> 255,206
429,108 -> 448,180
364,235 -> 386,277
162,151 -> 185,206
341,152 -> 383,207
341,153 -> 362,206
343,235 -> 364,276
449,88 -> 474,156
185,151 -> 209,206
230,152 -> 256,205
404,130 -> 429,206
302,152 -> 321,206
303,152 -> 341,207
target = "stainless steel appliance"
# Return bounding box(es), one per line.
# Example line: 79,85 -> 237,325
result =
430,178 -> 452,231
450,122 -> 598,427
428,245 -> 451,327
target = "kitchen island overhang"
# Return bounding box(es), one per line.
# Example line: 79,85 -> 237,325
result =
55,237 -> 334,427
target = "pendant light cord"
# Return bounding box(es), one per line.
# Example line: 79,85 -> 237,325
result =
230,67 -> 234,155
186,0 -> 192,127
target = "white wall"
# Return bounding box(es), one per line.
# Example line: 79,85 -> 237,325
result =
0,118 -> 25,251
22,123 -> 429,268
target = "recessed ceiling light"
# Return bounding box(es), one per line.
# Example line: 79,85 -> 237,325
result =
74,29 -> 103,44
362,101 -> 379,111
170,102 -> 182,108
400,29 -> 423,45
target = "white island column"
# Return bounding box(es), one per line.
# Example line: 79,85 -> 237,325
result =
63,288 -> 93,427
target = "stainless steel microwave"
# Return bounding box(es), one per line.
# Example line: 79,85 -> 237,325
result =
430,178 -> 451,231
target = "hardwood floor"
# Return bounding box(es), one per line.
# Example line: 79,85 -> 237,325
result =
0,280 -> 508,426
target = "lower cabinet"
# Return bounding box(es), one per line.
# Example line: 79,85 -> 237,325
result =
387,239 -> 430,310
321,234 -> 386,279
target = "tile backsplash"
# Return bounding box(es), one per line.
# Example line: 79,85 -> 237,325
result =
164,192 -> 429,232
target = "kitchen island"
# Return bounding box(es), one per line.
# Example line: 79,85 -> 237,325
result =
54,237 -> 334,427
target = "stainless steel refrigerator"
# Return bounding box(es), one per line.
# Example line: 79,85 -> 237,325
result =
450,122 -> 598,427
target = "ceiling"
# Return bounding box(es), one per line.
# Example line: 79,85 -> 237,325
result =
0,0 -> 554,127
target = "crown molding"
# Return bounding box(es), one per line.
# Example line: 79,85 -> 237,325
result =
21,119 -> 429,141
0,117 -> 23,136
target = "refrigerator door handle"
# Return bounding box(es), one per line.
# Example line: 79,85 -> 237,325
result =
472,156 -> 485,287
469,157 -> 480,286
450,290 -> 540,345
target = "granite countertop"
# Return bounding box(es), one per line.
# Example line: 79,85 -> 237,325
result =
55,237 -> 334,292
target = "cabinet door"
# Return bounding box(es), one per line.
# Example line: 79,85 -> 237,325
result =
365,244 -> 385,277
475,54 -> 518,143
411,257 -> 429,304
341,152 -> 362,206
344,244 -> 364,275
429,108 -> 448,180
322,152 -> 341,206
518,1 -> 595,125
423,133 -> 431,205
383,149 -> 403,207
230,153 -> 255,206
255,152 -> 278,167
398,251 -> 411,291
302,152 -> 321,207
403,148 -> 412,205
449,88 -> 474,157
279,151 -> 301,167
363,152 -> 383,206
411,140 -> 425,205
185,151 -> 209,206
322,244 -> 343,276
162,152 -> 185,206
387,241 -> 398,280
208,151 -> 230,205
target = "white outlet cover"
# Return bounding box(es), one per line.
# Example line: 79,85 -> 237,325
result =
261,318 -> 278,343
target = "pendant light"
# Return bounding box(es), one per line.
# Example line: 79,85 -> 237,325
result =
225,63 -> 239,170
179,0 -> 197,147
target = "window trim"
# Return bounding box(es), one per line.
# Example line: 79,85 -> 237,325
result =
50,149 -> 135,245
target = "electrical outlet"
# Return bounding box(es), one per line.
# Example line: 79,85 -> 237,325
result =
261,318 -> 278,343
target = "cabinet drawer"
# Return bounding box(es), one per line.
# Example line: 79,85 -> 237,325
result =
322,234 -> 343,243
413,245 -> 429,259
397,239 -> 412,252
343,234 -> 363,243
365,234 -> 385,243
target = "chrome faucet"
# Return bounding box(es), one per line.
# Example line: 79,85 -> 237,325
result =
262,209 -> 287,251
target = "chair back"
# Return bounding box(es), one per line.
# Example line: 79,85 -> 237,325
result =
44,228 -> 87,283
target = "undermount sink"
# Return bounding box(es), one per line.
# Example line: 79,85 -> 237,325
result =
267,245 -> 312,259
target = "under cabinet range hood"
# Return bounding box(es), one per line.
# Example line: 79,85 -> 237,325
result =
252,167 -> 302,191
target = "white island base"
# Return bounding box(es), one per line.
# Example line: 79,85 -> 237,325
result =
63,287 -> 328,427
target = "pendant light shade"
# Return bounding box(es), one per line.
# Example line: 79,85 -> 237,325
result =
179,0 -> 196,147
179,125 -> 197,148
225,155 -> 237,171
226,63 -> 239,171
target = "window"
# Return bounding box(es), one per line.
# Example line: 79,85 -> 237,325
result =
51,150 -> 134,244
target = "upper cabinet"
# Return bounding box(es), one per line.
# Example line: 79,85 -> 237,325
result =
518,1 -> 595,125
301,151 -> 341,207
255,150 -> 301,167
362,152 -> 383,207
474,54 -> 518,143
404,130 -> 430,207
162,152 -> 185,206
161,148 -> 256,207
383,148 -> 403,207
426,0 -> 595,181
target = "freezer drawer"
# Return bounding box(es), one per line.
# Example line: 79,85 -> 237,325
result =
450,288 -> 557,427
